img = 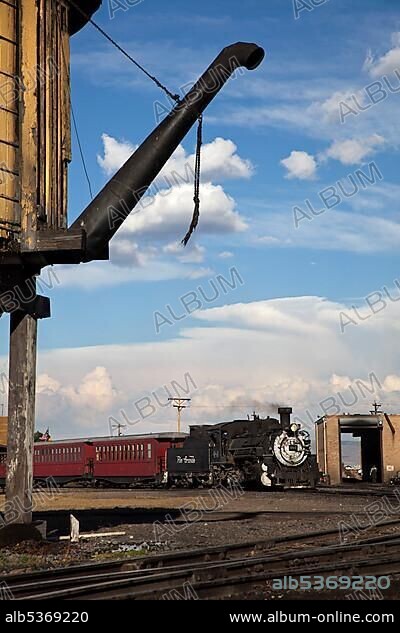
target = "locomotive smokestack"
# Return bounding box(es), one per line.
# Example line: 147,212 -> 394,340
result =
278,407 -> 292,429
70,42 -> 265,262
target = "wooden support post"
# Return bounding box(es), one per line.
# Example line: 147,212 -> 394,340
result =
5,309 -> 38,525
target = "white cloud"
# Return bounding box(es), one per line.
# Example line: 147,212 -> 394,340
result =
211,45 -> 399,151
255,208 -> 400,254
25,294 -> 400,437
365,32 -> 400,77
110,240 -> 144,268
121,182 -> 247,239
198,138 -> 253,180
324,135 -> 385,165
218,251 -> 234,259
56,185 -> 238,288
54,257 -> 210,289
97,135 -> 253,182
88,134 -> 251,280
194,296 -> 334,336
280,150 -> 317,180
382,375 -> 400,392
37,367 -> 119,428
97,134 -> 136,175
163,242 -> 205,264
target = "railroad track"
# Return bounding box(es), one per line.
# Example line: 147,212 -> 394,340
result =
24,506 -> 392,537
4,521 -> 400,600
316,485 -> 400,497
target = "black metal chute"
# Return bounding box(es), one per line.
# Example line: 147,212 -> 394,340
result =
70,42 -> 265,262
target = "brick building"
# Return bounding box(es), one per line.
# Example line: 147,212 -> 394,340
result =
315,412 -> 400,485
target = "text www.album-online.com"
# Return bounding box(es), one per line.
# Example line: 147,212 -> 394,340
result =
229,612 -> 395,624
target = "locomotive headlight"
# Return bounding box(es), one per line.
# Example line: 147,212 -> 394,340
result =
290,422 -> 299,433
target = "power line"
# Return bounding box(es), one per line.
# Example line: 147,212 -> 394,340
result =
71,103 -> 94,199
58,12 -> 93,199
189,404 -> 279,408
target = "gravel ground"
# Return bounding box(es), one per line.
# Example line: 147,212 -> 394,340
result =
0,488 -> 399,574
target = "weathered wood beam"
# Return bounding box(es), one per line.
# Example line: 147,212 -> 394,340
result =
20,228 -> 85,264
5,308 -> 38,525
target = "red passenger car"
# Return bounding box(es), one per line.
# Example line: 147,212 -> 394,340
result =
92,433 -> 185,486
0,432 -> 186,488
0,440 -> 95,488
34,440 -> 95,486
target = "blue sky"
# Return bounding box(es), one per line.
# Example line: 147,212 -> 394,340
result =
2,0 -> 400,437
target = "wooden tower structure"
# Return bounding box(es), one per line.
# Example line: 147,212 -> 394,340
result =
0,1 -> 264,533
0,0 -> 101,527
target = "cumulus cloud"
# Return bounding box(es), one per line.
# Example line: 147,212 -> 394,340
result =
121,182 -> 247,239
87,134 -> 251,280
27,293 -> 400,438
97,134 -> 136,175
110,240 -> 144,268
198,138 -> 253,180
324,135 -> 385,165
364,32 -> 400,78
37,367 -> 119,429
96,137 -> 250,241
280,150 -> 317,180
97,134 -> 253,182
382,375 -> 400,392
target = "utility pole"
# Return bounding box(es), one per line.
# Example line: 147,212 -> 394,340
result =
110,422 -> 126,437
370,401 -> 382,415
168,398 -> 191,433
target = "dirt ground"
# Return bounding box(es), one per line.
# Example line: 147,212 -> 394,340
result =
0,488 -> 398,574
0,487 -> 378,512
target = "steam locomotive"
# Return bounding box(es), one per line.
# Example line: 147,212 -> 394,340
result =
166,408 -> 319,489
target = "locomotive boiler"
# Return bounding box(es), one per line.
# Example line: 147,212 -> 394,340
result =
166,407 -> 320,489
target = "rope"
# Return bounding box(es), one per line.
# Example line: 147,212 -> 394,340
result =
66,0 -> 180,104
181,114 -> 203,246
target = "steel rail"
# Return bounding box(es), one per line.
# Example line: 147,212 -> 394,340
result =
6,517 -> 400,589
9,533 -> 400,600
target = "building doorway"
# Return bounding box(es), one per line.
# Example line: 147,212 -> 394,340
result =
340,422 -> 383,483
340,433 -> 361,481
